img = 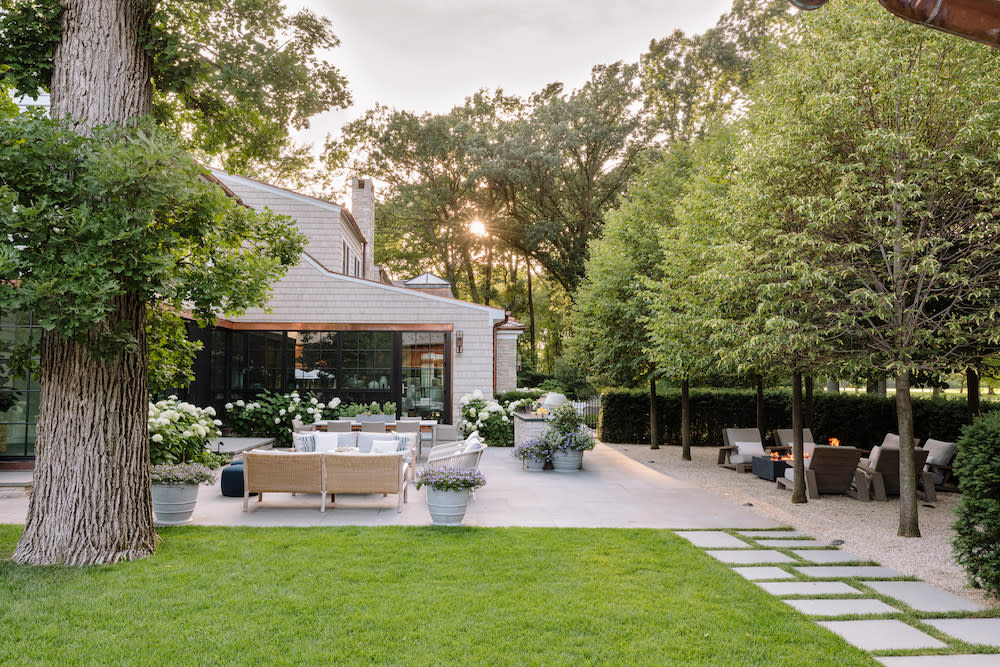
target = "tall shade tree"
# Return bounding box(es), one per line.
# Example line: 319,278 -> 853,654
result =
0,0 -> 306,565
738,0 -> 1000,535
0,0 -> 351,179
484,63 -> 655,294
569,149 -> 692,450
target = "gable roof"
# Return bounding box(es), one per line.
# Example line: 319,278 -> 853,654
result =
404,272 -> 451,287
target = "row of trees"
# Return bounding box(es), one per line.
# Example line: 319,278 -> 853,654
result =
571,0 -> 1000,537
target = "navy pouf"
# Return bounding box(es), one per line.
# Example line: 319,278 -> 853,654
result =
221,462 -> 255,497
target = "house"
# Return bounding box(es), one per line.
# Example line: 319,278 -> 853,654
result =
0,173 -> 523,462
183,172 -> 524,425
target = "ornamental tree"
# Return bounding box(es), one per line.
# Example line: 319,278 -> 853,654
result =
737,0 -> 1000,534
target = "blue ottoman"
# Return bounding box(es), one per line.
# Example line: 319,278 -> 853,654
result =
221,462 -> 255,497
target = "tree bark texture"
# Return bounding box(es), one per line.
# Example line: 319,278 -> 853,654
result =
804,375 -> 814,430
50,1 -> 155,126
895,372 -> 921,537
648,374 -> 660,449
14,293 -> 155,565
14,0 -> 157,565
968,367 -> 981,420
681,377 -> 691,461
791,371 -> 807,504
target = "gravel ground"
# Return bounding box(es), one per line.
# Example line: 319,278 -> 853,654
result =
608,442 -> 997,609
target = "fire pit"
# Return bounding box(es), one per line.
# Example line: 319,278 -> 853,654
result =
751,455 -> 791,482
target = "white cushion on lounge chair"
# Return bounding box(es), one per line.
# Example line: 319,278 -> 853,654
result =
922,438 -> 957,484
313,432 -> 343,452
730,440 -> 766,464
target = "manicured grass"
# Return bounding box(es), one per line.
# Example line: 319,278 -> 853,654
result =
0,525 -> 874,665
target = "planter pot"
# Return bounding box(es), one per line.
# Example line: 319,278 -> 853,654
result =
151,483 -> 200,526
426,487 -> 470,526
552,450 -> 584,472
522,458 -> 547,471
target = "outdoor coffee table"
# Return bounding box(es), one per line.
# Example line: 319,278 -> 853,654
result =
751,455 -> 790,482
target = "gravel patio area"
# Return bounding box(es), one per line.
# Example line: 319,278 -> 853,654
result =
608,442 -> 997,608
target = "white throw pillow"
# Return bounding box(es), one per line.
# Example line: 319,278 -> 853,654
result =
313,432 -> 342,452
371,439 -> 398,454
336,431 -> 358,447
867,445 -> 882,470
734,440 -> 765,457
292,432 -> 316,452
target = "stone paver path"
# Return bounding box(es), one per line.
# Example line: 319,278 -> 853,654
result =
678,527 -> 999,663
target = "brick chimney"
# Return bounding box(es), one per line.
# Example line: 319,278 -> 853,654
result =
351,177 -> 375,280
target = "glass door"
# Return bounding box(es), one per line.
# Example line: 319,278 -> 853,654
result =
400,332 -> 447,420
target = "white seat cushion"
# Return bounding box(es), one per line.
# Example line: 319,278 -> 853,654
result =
371,439 -> 399,454
313,432 -> 343,452
922,439 -> 957,466
730,440 -> 765,464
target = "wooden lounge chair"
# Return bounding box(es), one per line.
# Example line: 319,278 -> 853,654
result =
773,428 -> 816,449
775,445 -> 867,500
921,438 -> 958,491
718,428 -> 769,473
856,446 -> 935,502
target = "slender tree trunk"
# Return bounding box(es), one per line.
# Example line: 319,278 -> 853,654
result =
648,372 -> 660,450
896,371 -> 920,537
791,371 -> 807,504
526,256 -> 536,363
825,378 -> 839,393
968,367 -> 981,420
755,374 -> 766,445
804,375 -> 814,430
14,0 -> 157,565
681,377 -> 691,461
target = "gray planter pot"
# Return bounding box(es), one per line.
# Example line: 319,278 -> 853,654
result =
551,450 -> 584,472
426,487 -> 470,526
522,457 -> 547,471
151,483 -> 200,526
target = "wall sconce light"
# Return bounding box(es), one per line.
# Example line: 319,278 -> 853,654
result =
455,330 -> 464,354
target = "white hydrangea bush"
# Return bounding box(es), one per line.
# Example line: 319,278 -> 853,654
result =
148,395 -> 223,465
225,390 -> 342,447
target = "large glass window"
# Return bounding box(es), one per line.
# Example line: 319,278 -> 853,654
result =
230,331 -> 292,400
342,331 -> 392,389
401,332 -> 446,420
292,331 -> 338,390
0,310 -> 41,458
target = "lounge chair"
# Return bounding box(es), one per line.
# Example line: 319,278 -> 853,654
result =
773,428 -> 816,449
856,446 -> 935,502
775,445 -> 866,499
718,428 -> 770,473
325,452 -> 409,513
920,438 -> 958,491
243,451 -> 326,512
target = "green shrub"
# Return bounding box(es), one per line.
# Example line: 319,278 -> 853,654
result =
953,412 -> 1000,597
148,396 -> 223,466
459,392 -> 515,447
226,391 -> 342,448
496,389 -> 545,404
598,387 -> 989,448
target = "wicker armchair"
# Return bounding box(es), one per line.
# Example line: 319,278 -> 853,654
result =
325,452 -> 409,512
243,452 -> 326,512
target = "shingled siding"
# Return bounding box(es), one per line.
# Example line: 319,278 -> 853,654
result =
228,263 -> 504,419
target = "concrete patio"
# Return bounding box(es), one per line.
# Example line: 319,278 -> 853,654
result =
0,443 -> 777,529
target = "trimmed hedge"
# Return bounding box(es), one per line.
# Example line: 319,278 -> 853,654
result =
496,389 -> 545,404
953,411 -> 1000,597
598,387 -> 991,450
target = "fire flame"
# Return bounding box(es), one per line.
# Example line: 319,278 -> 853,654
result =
829,437 -> 840,447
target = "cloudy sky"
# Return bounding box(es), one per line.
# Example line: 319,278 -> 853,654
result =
285,0 -> 735,145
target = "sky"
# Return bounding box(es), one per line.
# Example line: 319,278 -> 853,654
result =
284,0 -> 736,147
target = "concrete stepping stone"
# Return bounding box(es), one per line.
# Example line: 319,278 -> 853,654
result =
792,550 -> 865,564
924,618 -> 1000,646
866,581 -> 984,613
731,566 -> 795,580
738,530 -> 809,538
796,565 -> 902,579
757,581 -> 860,596
758,539 -> 826,548
783,598 -> 897,616
674,531 -> 751,548
879,656 -> 1000,666
818,620 -> 946,651
706,549 -> 795,564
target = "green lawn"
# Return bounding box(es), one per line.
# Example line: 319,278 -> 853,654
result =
0,525 -> 873,666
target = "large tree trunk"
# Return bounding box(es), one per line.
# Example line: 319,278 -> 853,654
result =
14,0 -> 157,565
804,375 -> 814,430
895,371 -> 920,537
791,371 -> 807,504
681,377 -> 691,461
968,367 -> 981,420
648,373 -> 660,450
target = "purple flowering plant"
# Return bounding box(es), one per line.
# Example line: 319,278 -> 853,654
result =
415,465 -> 486,491
150,462 -> 216,486
513,438 -> 550,463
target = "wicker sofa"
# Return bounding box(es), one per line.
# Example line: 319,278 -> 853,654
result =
242,450 -> 409,513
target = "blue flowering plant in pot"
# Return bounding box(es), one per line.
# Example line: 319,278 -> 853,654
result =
545,403 -> 595,472
513,438 -> 550,471
415,466 -> 486,526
